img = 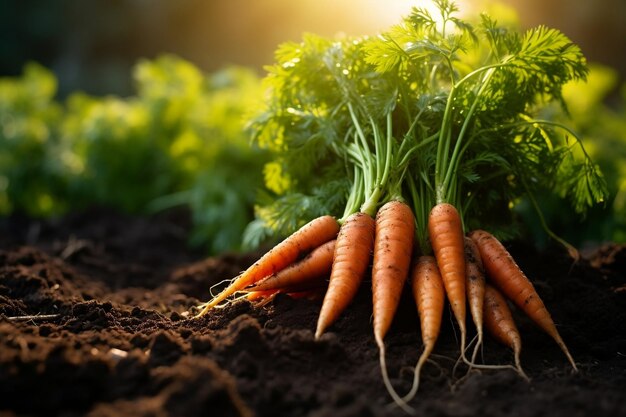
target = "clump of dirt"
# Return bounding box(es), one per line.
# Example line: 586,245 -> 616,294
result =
1,208 -> 625,416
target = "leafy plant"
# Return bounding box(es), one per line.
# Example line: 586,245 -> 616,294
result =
0,56 -> 269,254
201,4 -> 601,399
246,0 -> 607,249
518,64 -> 626,245
0,63 -> 65,216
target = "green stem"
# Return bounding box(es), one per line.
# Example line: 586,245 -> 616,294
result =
381,112 -> 394,189
348,103 -> 370,155
342,166 -> 364,221
371,116 -> 384,187
523,180 -> 580,261
408,174 -> 431,255
397,132 -> 439,169
434,61 -> 507,204
442,67 -> 497,203
360,186 -> 382,217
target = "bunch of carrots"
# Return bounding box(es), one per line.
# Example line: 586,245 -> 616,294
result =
195,0 -> 607,410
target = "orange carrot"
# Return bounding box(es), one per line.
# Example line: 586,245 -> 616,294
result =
469,229 -> 577,371
315,212 -> 375,339
402,255 -> 445,403
372,201 -> 415,344
245,240 -> 336,293
464,236 -> 486,364
428,203 -> 467,360
483,284 -> 528,379
370,200 -> 415,410
197,215 -> 339,316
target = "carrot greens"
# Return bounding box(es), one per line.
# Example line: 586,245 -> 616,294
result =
246,1 -> 606,247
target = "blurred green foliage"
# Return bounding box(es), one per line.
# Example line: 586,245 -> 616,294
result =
0,63 -> 65,215
517,64 -> 626,245
0,55 -> 268,254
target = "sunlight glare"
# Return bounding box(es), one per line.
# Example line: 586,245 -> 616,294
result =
352,0 -> 474,34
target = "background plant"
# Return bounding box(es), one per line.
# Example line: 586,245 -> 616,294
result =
0,55 -> 268,254
517,65 -> 626,245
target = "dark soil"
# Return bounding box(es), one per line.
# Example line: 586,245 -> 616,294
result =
1,208 -> 625,417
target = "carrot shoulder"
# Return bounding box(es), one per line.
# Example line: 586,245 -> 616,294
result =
315,212 -> 375,339
469,229 -> 577,371
197,215 -> 339,315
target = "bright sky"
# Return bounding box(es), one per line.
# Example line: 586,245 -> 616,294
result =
195,0 -> 478,71
279,0 -> 474,36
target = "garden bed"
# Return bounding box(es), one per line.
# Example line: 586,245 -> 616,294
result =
1,209 -> 625,417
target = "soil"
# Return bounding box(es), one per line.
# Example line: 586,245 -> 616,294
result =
1,208 -> 625,417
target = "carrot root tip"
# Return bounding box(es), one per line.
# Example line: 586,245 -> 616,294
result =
379,345 -> 415,415
314,327 -> 325,340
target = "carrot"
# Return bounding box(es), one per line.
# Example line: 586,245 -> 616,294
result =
196,215 -> 339,316
428,203 -> 468,361
372,201 -> 415,344
370,201 -> 415,411
245,240 -> 336,293
315,211 -> 375,339
469,229 -> 578,371
402,255 -> 445,404
464,236 -> 486,365
462,237 -> 512,373
483,284 -> 528,379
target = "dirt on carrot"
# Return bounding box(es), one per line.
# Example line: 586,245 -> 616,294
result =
1,209 -> 626,417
